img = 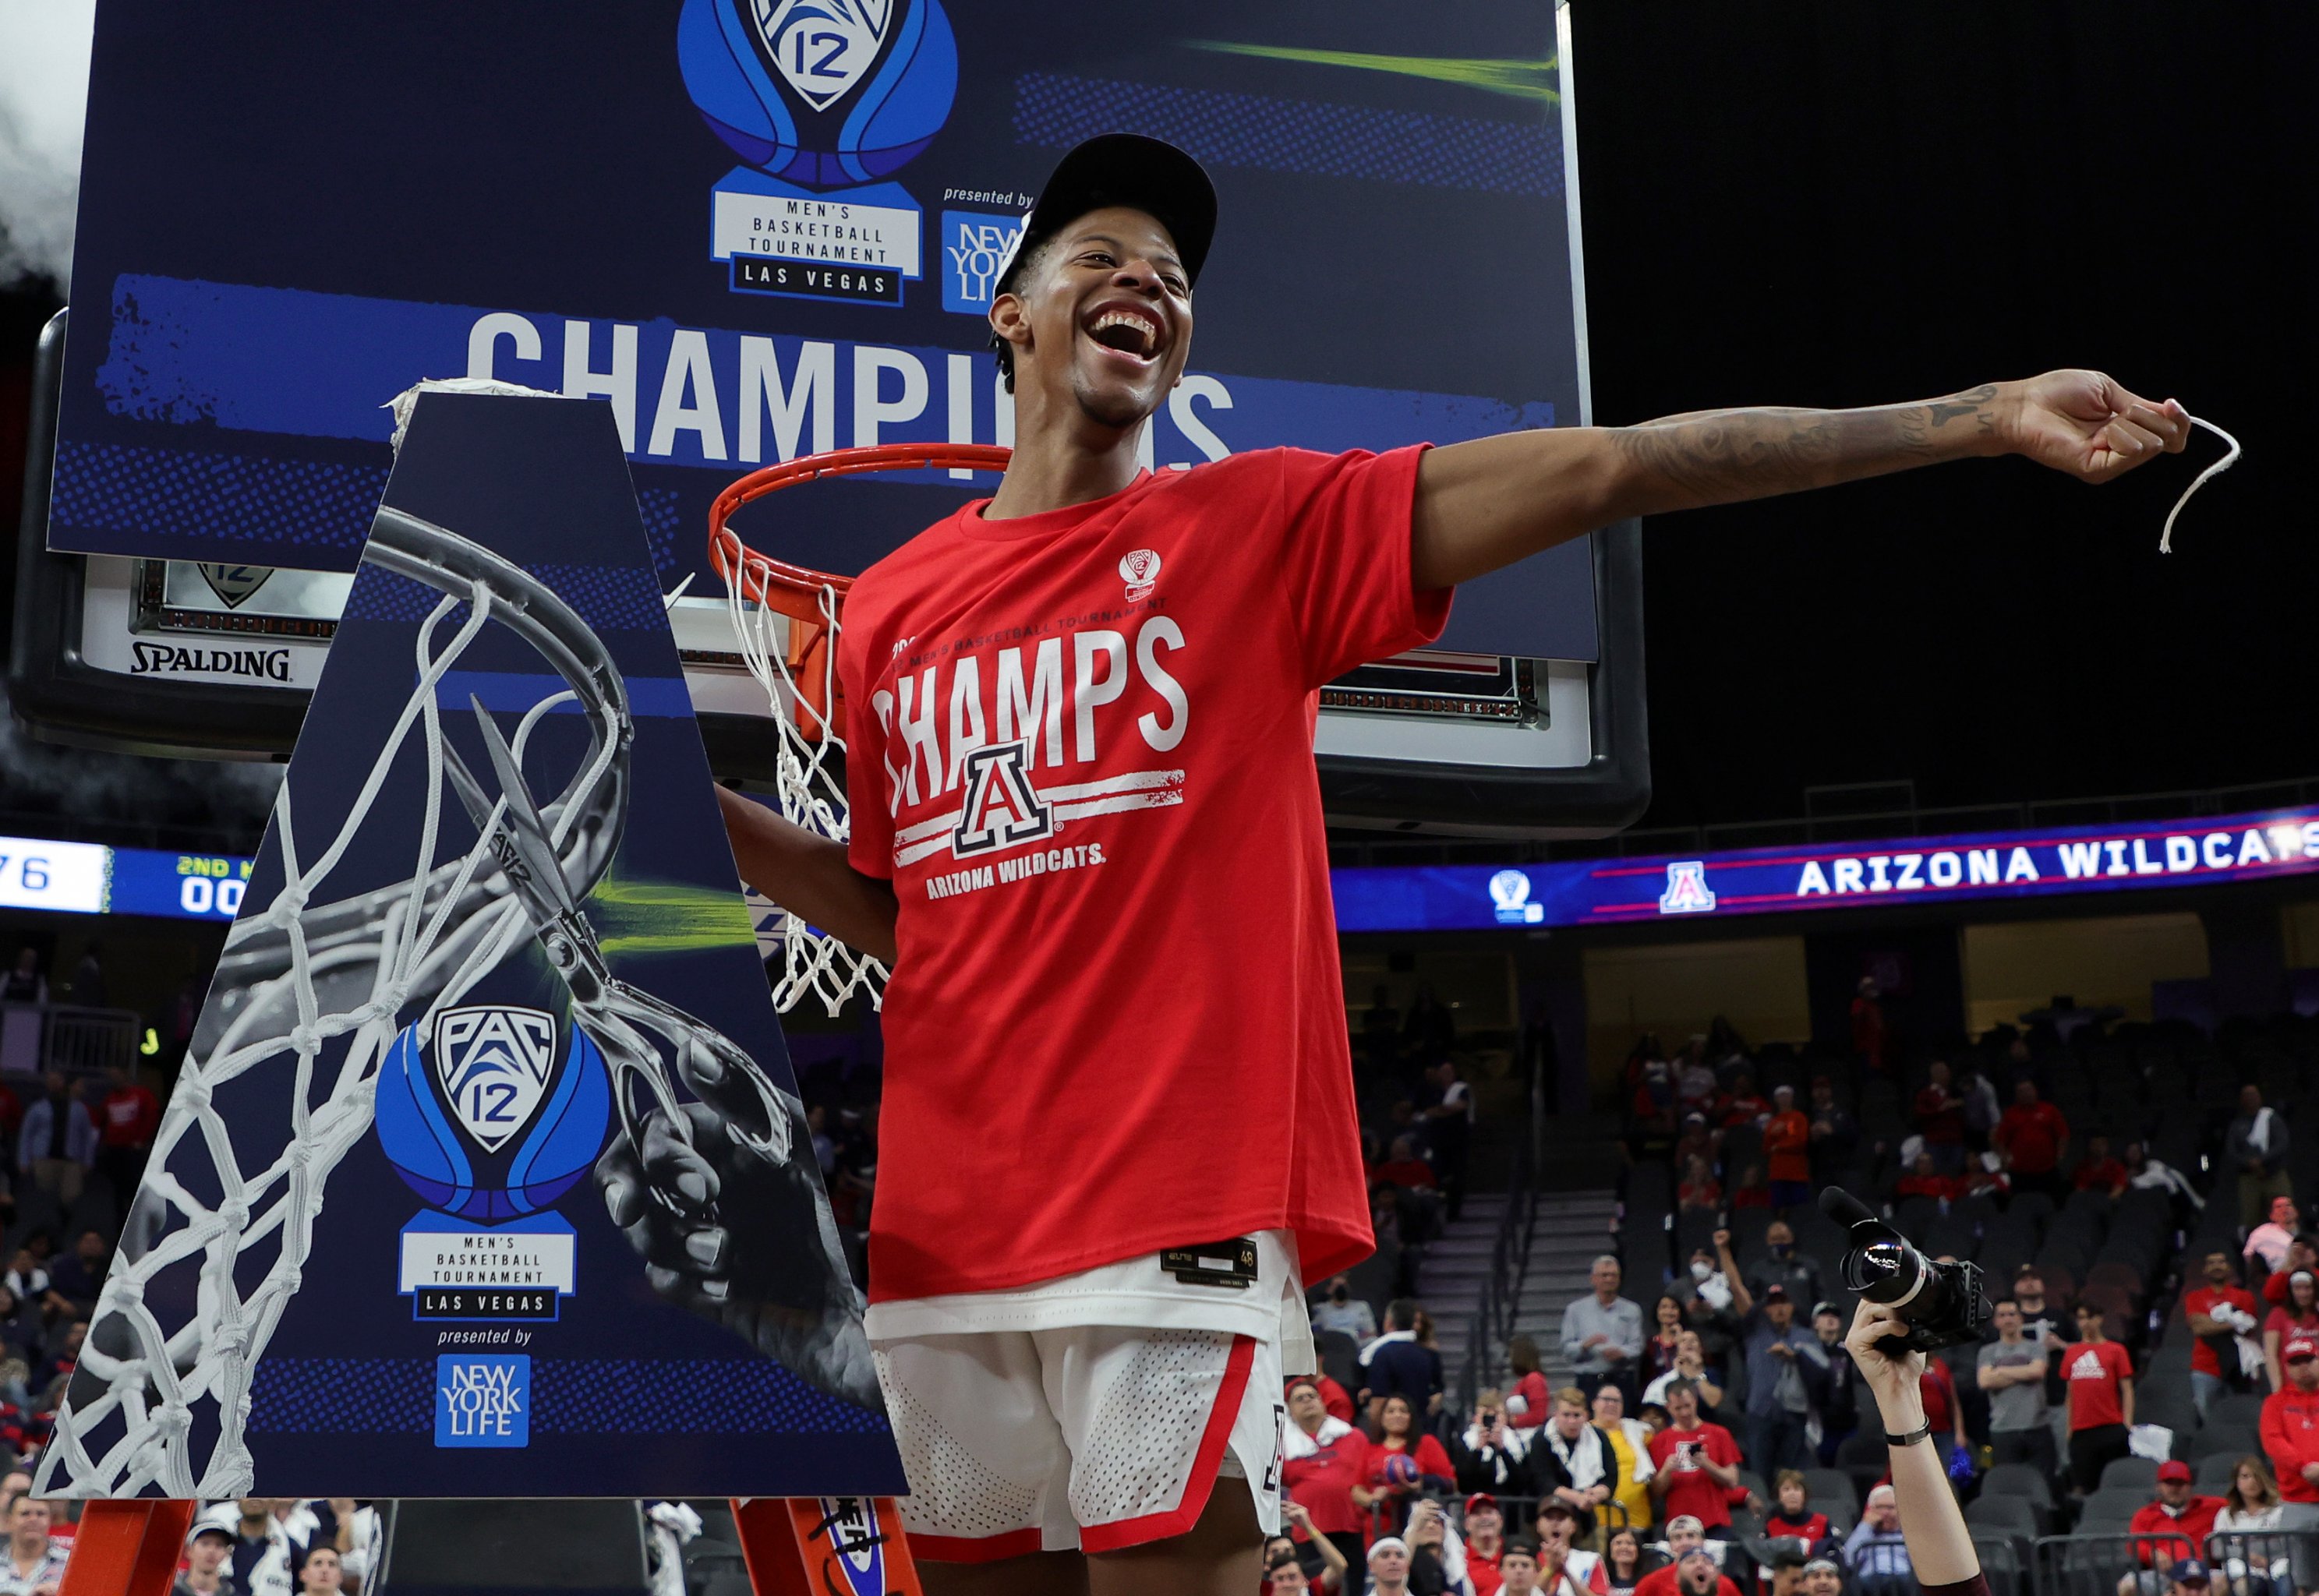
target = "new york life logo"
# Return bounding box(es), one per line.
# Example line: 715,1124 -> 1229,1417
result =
437,1354 -> 528,1448
942,210 -> 1025,315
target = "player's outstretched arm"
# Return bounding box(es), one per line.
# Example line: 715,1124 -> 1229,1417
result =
1409,369 -> 2189,589
716,786 -> 900,964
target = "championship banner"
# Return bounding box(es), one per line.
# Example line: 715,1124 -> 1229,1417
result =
48,0 -> 1596,662
34,392 -> 903,1499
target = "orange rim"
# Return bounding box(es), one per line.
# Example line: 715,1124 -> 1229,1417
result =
709,442 -> 1014,620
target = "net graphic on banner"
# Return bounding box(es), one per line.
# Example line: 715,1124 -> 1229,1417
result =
35,392 -> 903,1501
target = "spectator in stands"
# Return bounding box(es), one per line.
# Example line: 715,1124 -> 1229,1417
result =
1404,1499 -> 1474,1595
2211,1457 -> 2292,1596
1994,1079 -> 2070,1199
298,1549 -> 341,1596
1676,1043 -> 1718,1117
1283,1376 -> 1370,1574
1593,1382 -> 1658,1532
1363,1299 -> 1445,1423
1916,1340 -> 1968,1471
1263,1547 -> 1312,1593
2262,1335 -> 2319,1505
1566,1257 -> 1645,1405
2228,1086 -> 2293,1232
1763,1089 -> 1812,1213
1508,1334 -> 1552,1430
1603,1527 -> 1649,1596
1744,1225 -> 1824,1311
1500,1541 -> 1551,1596
1978,1298 -> 2056,1474
1806,1080 -> 1858,1186
2,1496 -> 67,1596
1798,1559 -> 1842,1596
2063,1299 -> 2137,1495
2013,1267 -> 2067,1402
1464,1495 -> 1508,1596
68,944 -> 104,1008
1645,1297 -> 1689,1389
16,1074 -> 95,1207
2,952 -> 45,1006
1366,1536 -> 1416,1596
2263,1272 -> 2319,1393
2119,1460 -> 2223,1594
1677,1157 -> 1723,1213
1895,1149 -> 1963,1202
2122,1140 -> 2201,1207
46,1232 -> 107,1320
2258,1234 -> 2317,1307
1421,1060 -> 1475,1221
1762,1471 -> 1833,1561
1455,1388 -> 1540,1499
2247,1200 -> 2300,1282
1644,1332 -> 1729,1419
1674,1115 -> 1718,1181
31,1322 -> 81,1395
1729,1164 -> 1773,1213
1635,1542 -> 1742,1596
1720,1073 -> 1770,1132
2160,1562 -> 2215,1596
1961,1151 -> 2013,1202
1808,1303 -> 1858,1464
2074,1135 -> 2129,1197
1403,984 -> 1457,1068
1851,979 -> 1886,1074
2184,1252 -> 2263,1415
1842,1486 -> 1912,1596
175,1519 -> 237,1596
1313,1275 -> 1378,1342
1727,1276 -> 1825,1475
1913,1060 -> 1967,1174
97,1063 -> 159,1206
1535,1386 -> 1620,1536
1365,1393 -> 1456,1535
1647,1381 -> 1752,1536
1378,1135 -> 1441,1192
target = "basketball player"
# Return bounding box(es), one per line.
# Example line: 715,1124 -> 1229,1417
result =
691,134 -> 2188,1594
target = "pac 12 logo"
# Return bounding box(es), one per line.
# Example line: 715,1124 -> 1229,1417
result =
375,1005 -> 611,1223
676,0 -> 957,190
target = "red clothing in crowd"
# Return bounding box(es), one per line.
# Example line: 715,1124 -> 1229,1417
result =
1649,1421 -> 1747,1529
2127,1497 -> 2223,1566
1996,1101 -> 2070,1175
1678,1178 -> 1724,1210
1764,1110 -> 1812,1185
840,446 -> 1448,1301
2074,1157 -> 2128,1194
1913,1086 -> 1964,1146
2063,1340 -> 2134,1430
2264,1305 -> 2319,1346
1506,1368 -> 1551,1429
1635,1567 -> 1743,1596
2263,1386 -> 2319,1504
1375,1158 -> 1438,1190
1363,1433 -> 1455,1496
1281,1418 -> 1372,1535
2183,1284 -> 2260,1379
1299,1373 -> 1355,1424
0,1084 -> 19,1135
2265,1271 -> 2308,1305
1731,1183 -> 1772,1210
1896,1173 -> 1965,1202
100,1082 -> 160,1149
1466,1549 -> 1504,1596
1721,1094 -> 1770,1128
1919,1359 -> 1960,1436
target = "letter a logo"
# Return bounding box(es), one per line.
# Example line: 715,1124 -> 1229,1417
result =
1657,861 -> 1717,915
951,741 -> 1054,858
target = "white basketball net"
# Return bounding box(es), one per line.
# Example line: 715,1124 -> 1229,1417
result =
35,576 -> 617,1498
723,576 -> 889,1016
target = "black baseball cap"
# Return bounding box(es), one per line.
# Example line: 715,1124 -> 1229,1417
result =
994,134 -> 1218,295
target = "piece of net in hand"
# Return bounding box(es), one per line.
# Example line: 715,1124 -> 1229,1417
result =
34,508 -> 633,1498
709,443 -> 1010,1014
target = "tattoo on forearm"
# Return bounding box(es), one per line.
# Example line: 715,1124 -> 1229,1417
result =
1614,383 -> 2001,510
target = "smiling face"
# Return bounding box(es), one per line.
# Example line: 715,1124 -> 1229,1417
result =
995,206 -> 1193,432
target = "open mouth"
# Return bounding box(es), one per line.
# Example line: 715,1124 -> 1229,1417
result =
1082,302 -> 1164,364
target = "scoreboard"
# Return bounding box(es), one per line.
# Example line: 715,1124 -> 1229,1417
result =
0,832 -> 250,922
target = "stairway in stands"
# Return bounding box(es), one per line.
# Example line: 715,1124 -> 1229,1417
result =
1423,1188 -> 1619,1395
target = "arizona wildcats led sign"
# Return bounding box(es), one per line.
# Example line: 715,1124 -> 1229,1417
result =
1331,807 -> 2319,934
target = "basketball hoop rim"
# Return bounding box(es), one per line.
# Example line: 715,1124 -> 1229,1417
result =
709,443 -> 1013,615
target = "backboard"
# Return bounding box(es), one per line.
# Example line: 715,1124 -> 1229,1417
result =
12,0 -> 1646,837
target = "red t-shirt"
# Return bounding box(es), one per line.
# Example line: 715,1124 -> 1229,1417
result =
1920,1360 -> 1959,1433
1649,1421 -> 1745,1527
2183,1285 -> 2259,1378
2127,1497 -> 2222,1566
2074,1158 -> 2126,1192
2266,1305 -> 2319,1344
1764,1110 -> 1811,1184
1635,1567 -> 1742,1596
1913,1086 -> 1964,1144
2063,1340 -> 2133,1429
1896,1173 -> 1964,1201
1281,1421 -> 1373,1536
841,447 -> 1448,1300
1468,1547 -> 1504,1596
1507,1369 -> 1552,1429
1376,1158 -> 1438,1190
1997,1102 -> 2070,1174
101,1084 -> 159,1149
2262,1386 -> 2319,1503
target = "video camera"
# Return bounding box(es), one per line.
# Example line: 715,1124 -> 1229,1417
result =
1819,1188 -> 1992,1352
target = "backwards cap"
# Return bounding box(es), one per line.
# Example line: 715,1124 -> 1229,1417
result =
992,134 -> 1218,296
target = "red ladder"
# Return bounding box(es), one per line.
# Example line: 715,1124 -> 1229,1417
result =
57,1498 -> 921,1596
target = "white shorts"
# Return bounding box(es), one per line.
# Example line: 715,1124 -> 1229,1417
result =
865,1230 -> 1311,1562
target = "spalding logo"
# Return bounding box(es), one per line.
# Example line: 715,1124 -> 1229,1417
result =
375,1006 -> 611,1223
677,0 -> 958,190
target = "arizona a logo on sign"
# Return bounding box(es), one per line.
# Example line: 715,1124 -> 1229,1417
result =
1658,861 -> 1719,915
756,0 -> 892,110
434,1005 -> 558,1153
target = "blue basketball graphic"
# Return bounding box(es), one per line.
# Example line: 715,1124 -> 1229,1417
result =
374,1004 -> 611,1223
677,0 -> 958,189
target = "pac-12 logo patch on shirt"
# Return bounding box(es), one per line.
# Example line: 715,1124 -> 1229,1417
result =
1119,548 -> 1161,601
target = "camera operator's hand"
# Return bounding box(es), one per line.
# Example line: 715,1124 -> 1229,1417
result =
1847,1299 -> 1928,1431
